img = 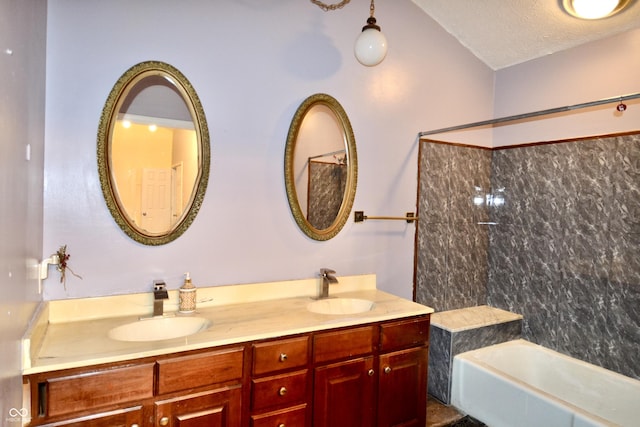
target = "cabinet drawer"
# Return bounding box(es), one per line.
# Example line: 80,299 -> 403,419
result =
251,369 -> 308,412
253,336 -> 309,376
250,403 -> 307,427
39,405 -> 144,426
379,316 -> 430,351
313,326 -> 374,364
45,363 -> 154,418
157,346 -> 244,395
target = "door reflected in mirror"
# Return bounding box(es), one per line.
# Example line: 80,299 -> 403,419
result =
98,61 -> 210,245
112,76 -> 198,234
285,94 -> 357,241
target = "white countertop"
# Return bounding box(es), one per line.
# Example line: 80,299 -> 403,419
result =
23,275 -> 433,375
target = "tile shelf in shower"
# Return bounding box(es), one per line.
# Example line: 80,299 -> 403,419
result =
428,305 -> 523,404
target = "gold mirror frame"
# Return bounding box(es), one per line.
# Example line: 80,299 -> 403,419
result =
285,93 -> 357,241
97,61 -> 210,245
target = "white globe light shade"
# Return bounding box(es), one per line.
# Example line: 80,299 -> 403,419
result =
354,28 -> 388,66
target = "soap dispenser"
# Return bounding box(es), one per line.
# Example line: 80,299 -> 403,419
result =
179,272 -> 197,314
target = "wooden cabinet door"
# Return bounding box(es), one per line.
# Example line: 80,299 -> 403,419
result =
154,385 -> 242,427
40,406 -> 144,427
377,347 -> 428,427
313,357 -> 375,427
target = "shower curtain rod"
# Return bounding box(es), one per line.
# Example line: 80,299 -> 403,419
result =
418,92 -> 640,137
308,149 -> 346,160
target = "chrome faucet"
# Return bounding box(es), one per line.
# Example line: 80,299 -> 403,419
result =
318,268 -> 338,299
153,281 -> 169,317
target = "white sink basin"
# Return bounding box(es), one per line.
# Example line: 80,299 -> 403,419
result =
307,298 -> 375,315
108,316 -> 210,342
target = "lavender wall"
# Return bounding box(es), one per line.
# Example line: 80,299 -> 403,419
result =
493,29 -> 640,147
43,0 -> 494,301
416,134 -> 640,380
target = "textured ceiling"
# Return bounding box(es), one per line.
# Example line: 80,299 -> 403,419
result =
411,0 -> 640,70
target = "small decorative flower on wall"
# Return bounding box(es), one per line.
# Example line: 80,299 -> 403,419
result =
55,245 -> 82,289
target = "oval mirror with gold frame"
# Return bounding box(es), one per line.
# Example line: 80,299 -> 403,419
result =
97,61 -> 210,245
285,93 -> 357,241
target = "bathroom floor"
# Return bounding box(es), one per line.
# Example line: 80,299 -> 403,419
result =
426,396 -> 486,427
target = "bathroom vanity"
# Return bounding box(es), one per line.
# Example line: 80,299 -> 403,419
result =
22,275 -> 433,427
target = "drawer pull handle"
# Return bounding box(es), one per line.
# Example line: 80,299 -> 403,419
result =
278,424 -> 286,427
278,386 -> 288,396
131,425 -> 140,427
279,353 -> 288,362
384,366 -> 392,374
159,416 -> 170,426
368,369 -> 375,376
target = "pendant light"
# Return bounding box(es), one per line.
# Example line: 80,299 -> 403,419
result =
354,0 -> 387,66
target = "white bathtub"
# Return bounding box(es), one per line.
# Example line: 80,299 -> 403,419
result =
451,339 -> 640,427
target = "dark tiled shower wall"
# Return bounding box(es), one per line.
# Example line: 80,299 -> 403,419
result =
489,134 -> 640,379
416,134 -> 640,380
415,142 -> 492,311
307,161 -> 347,229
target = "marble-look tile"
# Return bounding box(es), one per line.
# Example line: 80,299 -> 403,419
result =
446,222 -> 488,310
556,228 -> 610,365
609,231 -> 640,286
488,136 -> 640,379
307,161 -> 346,230
607,232 -> 640,378
470,224 -> 490,306
494,147 -> 580,338
515,280 -> 559,349
428,326 -> 452,403
560,227 -> 610,280
417,141 -> 489,312
525,143 -> 566,192
561,138 -> 615,233
417,135 -> 640,381
611,134 -> 640,234
421,142 -> 452,224
451,321 -> 522,355
428,306 -> 522,404
489,224 -> 561,294
491,144 -> 565,231
487,225 -> 526,314
556,275 -> 609,365
415,222 -> 448,310
449,146 -> 492,224
490,149 -> 523,227
606,277 -> 640,378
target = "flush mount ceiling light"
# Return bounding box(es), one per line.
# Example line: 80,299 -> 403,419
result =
311,0 -> 388,67
562,0 -> 633,19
